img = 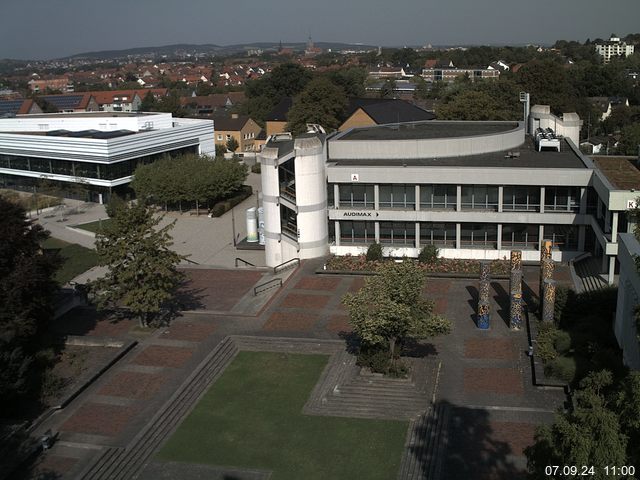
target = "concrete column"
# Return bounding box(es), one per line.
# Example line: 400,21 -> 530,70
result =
498,186 -> 504,213
539,187 -> 545,213
578,225 -> 586,252
612,211 -> 619,242
334,221 -> 341,246
415,222 -> 420,248
456,185 -> 462,211
602,254 -> 608,274
608,256 -> 616,285
605,209 -> 611,233
497,224 -> 502,250
579,187 -> 587,215
415,185 -> 420,211
333,184 -> 340,208
456,223 -> 461,249
538,225 -> 544,251
375,221 -> 380,243
374,184 -> 379,211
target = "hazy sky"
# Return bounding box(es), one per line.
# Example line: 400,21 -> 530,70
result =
1,0 -> 639,60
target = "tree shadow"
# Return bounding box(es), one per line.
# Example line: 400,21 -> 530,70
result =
409,400 -> 526,480
173,284 -> 207,311
402,339 -> 438,358
490,282 -> 510,328
1,430 -> 63,480
338,331 -> 360,355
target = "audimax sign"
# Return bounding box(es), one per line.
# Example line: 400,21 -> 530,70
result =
343,211 -> 379,217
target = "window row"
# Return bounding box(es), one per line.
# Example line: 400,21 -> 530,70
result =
329,184 -> 582,212
0,146 -> 197,181
336,221 -> 579,250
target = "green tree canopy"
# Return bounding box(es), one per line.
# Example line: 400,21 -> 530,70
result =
226,136 -> 239,153
286,77 -> 348,134
0,197 -> 59,409
342,261 -> 452,359
91,203 -> 185,327
617,123 -> 640,155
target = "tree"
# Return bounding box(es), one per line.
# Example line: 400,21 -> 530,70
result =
0,197 -> 59,409
215,144 -> 227,158
525,370 -> 632,479
379,79 -> 396,99
91,203 -> 186,327
286,77 -> 347,134
226,136 -> 239,153
617,123 -> 640,155
342,261 -> 452,368
516,59 -> 577,113
139,91 -> 157,111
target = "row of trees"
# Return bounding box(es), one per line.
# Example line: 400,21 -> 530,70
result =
131,154 -> 248,213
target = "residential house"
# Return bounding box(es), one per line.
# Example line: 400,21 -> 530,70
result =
339,98 -> 435,131
214,114 -> 262,152
588,96 -> 630,121
265,97 -> 293,136
38,93 -> 99,113
181,92 -> 246,116
595,35 -> 635,64
421,62 -> 500,83
28,76 -> 74,93
92,89 -> 168,112
0,99 -> 42,116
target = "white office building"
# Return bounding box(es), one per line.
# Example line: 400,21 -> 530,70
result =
595,35 -> 635,63
259,107 -> 640,285
0,112 -> 215,203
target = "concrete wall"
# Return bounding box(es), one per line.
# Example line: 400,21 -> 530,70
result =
529,105 -> 582,147
614,233 -> 640,369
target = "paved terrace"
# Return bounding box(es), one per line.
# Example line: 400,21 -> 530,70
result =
19,260 -> 570,480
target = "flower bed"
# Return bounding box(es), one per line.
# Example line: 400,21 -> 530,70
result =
325,255 -> 509,276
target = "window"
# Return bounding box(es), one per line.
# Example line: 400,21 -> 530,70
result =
379,222 -> 415,246
379,184 -> 415,209
420,184 -> 456,209
544,187 -> 580,212
460,223 -> 498,248
544,225 -> 578,250
502,224 -> 539,249
339,221 -> 375,244
226,134 -> 231,141
461,185 -> 499,210
503,186 -> 540,211
420,223 -> 456,247
217,134 -> 223,141
338,184 -> 374,208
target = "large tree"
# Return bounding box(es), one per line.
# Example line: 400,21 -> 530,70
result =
0,197 -> 59,409
286,77 -> 347,134
91,203 -> 186,327
342,261 -> 451,363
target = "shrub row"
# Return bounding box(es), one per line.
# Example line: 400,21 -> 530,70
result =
210,185 -> 253,217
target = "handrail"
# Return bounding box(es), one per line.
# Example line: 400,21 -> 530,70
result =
569,251 -> 591,265
254,278 -> 282,295
235,257 -> 256,267
273,257 -> 300,274
183,257 -> 200,265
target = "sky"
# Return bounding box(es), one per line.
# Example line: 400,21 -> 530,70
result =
1,0 -> 640,60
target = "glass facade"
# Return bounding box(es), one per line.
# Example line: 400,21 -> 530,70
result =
544,224 -> 578,250
544,187 -> 580,212
379,184 -> 415,209
420,185 -> 456,210
420,222 -> 456,247
339,221 -> 375,244
461,185 -> 499,210
379,222 -> 415,246
502,224 -> 539,249
339,184 -> 374,208
502,186 -> 540,211
460,223 -> 498,248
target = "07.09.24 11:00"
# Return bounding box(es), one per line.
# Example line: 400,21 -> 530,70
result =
545,465 -> 635,477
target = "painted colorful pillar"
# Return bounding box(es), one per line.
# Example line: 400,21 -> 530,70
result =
542,279 -> 557,323
509,269 -> 523,330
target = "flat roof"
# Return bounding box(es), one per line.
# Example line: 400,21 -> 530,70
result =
592,156 -> 640,190
337,121 -> 520,141
15,112 -> 155,119
330,137 -> 587,169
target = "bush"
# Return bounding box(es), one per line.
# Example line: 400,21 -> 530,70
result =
357,348 -> 391,373
251,163 -> 261,173
544,356 -> 577,382
366,242 -> 383,262
536,322 -> 559,362
210,203 -> 226,217
553,330 -> 572,354
418,245 -> 439,264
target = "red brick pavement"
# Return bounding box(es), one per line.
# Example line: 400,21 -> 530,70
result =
131,345 -> 193,369
263,311 -> 319,332
326,314 -> 352,333
98,371 -> 167,399
434,298 -> 448,314
280,293 -> 330,309
61,403 -> 139,437
348,277 -> 366,293
28,455 -> 77,478
161,321 -> 216,342
464,368 -> 524,395
182,269 -> 263,311
464,338 -> 517,360
424,280 -> 451,295
488,421 -> 536,456
295,276 -> 341,291
51,307 -> 134,337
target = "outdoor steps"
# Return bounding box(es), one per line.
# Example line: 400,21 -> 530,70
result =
232,335 -> 344,354
573,257 -> 608,293
398,402 -> 450,480
78,336 -> 239,480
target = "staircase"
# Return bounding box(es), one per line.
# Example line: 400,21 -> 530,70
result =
572,256 -> 609,293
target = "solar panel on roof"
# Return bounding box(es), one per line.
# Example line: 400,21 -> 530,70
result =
42,95 -> 84,109
0,100 -> 25,115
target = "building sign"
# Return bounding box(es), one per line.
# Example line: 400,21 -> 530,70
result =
351,173 -> 359,181
627,200 -> 638,210
343,211 -> 379,217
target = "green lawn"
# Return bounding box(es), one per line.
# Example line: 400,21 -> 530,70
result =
158,352 -> 408,480
74,218 -> 112,234
42,237 -> 99,284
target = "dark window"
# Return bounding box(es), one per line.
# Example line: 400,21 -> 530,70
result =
502,224 -> 539,249
420,222 -> 456,247
461,185 -> 499,210
460,223 -> 498,248
379,221 -> 415,246
339,184 -> 374,208
379,184 -> 415,209
420,185 -> 456,209
503,186 -> 540,211
339,221 -> 375,244
544,187 -> 580,212
544,225 -> 578,250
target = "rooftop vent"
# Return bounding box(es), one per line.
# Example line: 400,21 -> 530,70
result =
535,127 -> 561,152
266,132 -> 293,143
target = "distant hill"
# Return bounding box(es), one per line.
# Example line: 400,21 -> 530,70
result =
60,41 -> 379,60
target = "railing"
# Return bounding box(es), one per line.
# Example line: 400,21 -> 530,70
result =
569,251 -> 592,265
273,257 -> 300,274
254,278 -> 283,295
235,257 -> 256,267
183,257 -> 200,265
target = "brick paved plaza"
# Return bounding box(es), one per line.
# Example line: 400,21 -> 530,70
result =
21,259 -> 568,479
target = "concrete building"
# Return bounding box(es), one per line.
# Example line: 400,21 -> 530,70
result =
614,233 -> 640,369
214,114 -> 262,152
258,107 -> 639,286
0,111 -> 215,203
595,35 -> 635,63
